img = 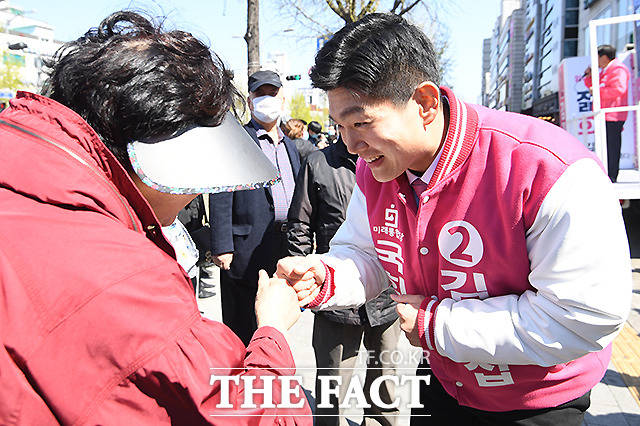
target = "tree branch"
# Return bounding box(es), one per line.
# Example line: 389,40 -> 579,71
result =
357,0 -> 380,20
397,0 -> 422,16
325,0 -> 351,22
285,0 -> 334,34
389,0 -> 402,14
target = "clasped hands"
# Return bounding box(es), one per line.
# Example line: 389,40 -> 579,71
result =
273,256 -> 427,347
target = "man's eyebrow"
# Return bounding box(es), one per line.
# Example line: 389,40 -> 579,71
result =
331,106 -> 366,122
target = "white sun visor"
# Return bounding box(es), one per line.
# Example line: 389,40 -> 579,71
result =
127,112 -> 280,194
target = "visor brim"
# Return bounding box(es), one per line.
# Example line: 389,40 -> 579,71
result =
127,112 -> 280,194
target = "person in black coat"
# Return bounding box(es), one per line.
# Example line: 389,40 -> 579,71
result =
209,71 -> 301,345
286,137 -> 401,426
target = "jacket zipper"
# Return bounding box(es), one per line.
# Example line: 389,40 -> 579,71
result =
0,119 -> 140,232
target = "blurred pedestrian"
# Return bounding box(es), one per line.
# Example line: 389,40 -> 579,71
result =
308,120 -> 323,146
316,132 -> 330,149
283,117 -> 318,162
0,11 -> 309,424
584,44 -> 630,182
326,125 -> 338,143
209,70 -> 301,345
287,136 -> 401,425
176,195 -> 218,299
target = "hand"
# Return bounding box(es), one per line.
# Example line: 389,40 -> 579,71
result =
584,66 -> 591,77
212,252 -> 233,270
390,293 -> 426,347
255,270 -> 301,333
276,256 -> 326,307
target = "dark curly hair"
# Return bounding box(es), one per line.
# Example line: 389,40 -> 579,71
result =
42,11 -> 240,165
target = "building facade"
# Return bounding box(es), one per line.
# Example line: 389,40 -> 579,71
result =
520,0 -> 581,120
484,0 -> 525,112
483,0 -> 635,123
579,0 -> 634,57
0,1 -> 63,100
481,38 -> 492,106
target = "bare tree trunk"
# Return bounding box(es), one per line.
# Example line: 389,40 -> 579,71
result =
245,0 -> 260,79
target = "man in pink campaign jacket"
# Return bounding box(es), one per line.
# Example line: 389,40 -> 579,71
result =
277,13 -> 631,425
0,11 -> 311,425
584,44 -> 631,182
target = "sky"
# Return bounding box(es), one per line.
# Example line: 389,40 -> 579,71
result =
21,0 -> 501,103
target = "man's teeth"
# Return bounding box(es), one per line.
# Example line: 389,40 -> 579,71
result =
365,155 -> 382,163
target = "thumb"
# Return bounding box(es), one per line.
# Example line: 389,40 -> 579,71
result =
258,269 -> 269,288
391,293 -> 425,307
390,293 -> 413,304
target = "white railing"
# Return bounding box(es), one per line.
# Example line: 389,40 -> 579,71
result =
589,14 -> 640,184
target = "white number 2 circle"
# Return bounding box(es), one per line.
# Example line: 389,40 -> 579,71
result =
438,221 -> 484,267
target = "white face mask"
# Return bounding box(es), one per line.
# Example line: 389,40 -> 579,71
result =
302,130 -> 309,140
252,95 -> 282,123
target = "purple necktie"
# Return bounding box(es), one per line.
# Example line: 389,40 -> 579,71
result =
411,179 -> 428,205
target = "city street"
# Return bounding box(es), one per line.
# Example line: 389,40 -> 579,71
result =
198,208 -> 640,425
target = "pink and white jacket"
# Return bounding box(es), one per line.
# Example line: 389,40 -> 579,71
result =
308,87 -> 631,412
584,58 -> 630,122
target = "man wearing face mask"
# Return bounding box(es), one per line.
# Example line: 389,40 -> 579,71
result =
209,70 -> 301,345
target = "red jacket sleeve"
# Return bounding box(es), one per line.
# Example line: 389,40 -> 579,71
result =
90,316 -> 312,425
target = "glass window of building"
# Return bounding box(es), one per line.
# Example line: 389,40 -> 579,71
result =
616,0 -> 633,52
565,10 -> 578,26
584,26 -> 590,56
564,40 -> 578,57
596,7 -> 612,45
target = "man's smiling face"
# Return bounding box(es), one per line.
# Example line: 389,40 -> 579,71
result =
328,87 -> 436,182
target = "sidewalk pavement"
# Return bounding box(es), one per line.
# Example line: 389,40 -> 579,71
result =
197,259 -> 640,425
583,258 -> 640,426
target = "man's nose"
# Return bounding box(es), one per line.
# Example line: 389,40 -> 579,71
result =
341,130 -> 366,154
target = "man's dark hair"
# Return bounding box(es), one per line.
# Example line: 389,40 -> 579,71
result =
42,11 -> 240,165
310,13 -> 440,105
598,44 -> 616,61
308,121 -> 322,134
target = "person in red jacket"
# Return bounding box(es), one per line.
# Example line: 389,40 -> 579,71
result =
584,44 -> 631,182
0,11 -> 311,425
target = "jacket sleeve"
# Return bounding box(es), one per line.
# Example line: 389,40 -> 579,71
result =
599,65 -> 629,103
584,66 -> 629,103
584,74 -> 592,88
286,159 -> 316,256
209,191 -> 234,255
309,185 -> 391,310
101,319 -> 312,425
421,158 -> 631,367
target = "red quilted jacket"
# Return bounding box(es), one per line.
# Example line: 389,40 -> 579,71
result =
0,92 -> 311,425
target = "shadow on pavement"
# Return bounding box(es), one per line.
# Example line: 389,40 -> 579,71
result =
601,368 -> 638,390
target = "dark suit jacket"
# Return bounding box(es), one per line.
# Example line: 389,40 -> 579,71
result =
209,119 -> 300,285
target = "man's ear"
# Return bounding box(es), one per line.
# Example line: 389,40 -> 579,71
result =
413,82 -> 440,126
247,94 -> 254,112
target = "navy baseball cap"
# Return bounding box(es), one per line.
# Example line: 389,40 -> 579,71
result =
248,70 -> 282,92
